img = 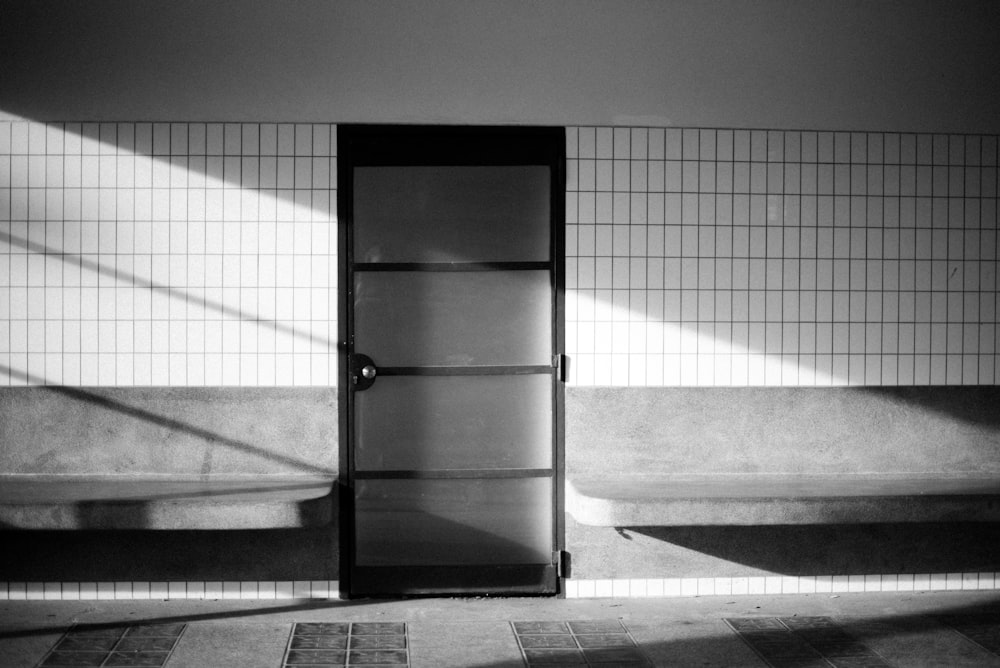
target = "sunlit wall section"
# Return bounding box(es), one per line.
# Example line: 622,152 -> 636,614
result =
566,127 -> 999,387
0,121 -> 337,386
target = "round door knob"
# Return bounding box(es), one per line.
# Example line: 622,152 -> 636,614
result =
352,354 -> 378,391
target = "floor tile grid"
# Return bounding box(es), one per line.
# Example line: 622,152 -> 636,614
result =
511,620 -> 651,667
282,622 -> 409,667
938,614 -> 1000,658
283,622 -> 349,667
36,625 -> 126,668
778,616 -> 893,667
345,622 -> 409,667
725,617 -> 835,668
36,623 -> 186,668
725,617 -> 894,668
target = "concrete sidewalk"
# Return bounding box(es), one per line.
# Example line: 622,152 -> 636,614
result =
1,590 -> 999,667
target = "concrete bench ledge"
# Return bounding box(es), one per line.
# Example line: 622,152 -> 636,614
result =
566,475 -> 1000,527
0,477 -> 336,530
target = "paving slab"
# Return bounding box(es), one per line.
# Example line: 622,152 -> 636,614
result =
167,622 -> 289,668
843,615 -> 1000,668
407,621 -> 524,668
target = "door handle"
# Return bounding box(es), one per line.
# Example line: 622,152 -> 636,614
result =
351,354 -> 378,391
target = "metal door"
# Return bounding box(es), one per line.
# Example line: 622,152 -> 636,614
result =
338,126 -> 565,596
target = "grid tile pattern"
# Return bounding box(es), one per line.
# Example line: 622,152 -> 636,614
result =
282,622 -> 409,667
726,617 -> 891,668
4,122 -> 997,389
0,580 -> 338,600
35,623 -> 185,667
940,615 -> 1000,657
563,572 -> 1000,599
566,127 -> 999,386
1,574 -> 998,601
0,121 -> 337,386
512,620 -> 650,666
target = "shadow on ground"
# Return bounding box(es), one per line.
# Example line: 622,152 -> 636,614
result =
1,595 -> 999,667
624,522 -> 1000,576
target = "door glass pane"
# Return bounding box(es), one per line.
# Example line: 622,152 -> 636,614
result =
354,166 -> 550,263
354,270 -> 552,367
355,478 -> 552,566
356,375 -> 552,471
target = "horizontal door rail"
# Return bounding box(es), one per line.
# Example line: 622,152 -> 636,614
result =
378,365 -> 553,377
353,261 -> 551,272
349,563 -> 558,596
354,469 -> 554,480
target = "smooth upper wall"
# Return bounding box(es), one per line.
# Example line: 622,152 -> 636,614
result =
2,1 -> 1000,133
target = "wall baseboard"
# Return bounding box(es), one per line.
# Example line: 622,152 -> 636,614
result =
4,574 -> 998,600
564,572 -> 1000,598
0,580 -> 339,601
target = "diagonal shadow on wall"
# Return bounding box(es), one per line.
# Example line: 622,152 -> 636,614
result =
0,231 -> 337,353
859,385 -> 1000,429
619,523 -> 1000,577
1,362 -> 334,475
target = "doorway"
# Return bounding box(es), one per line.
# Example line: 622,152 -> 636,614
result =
338,125 -> 565,596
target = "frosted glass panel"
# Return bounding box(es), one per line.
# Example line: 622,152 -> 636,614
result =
354,271 -> 552,367
354,166 -> 550,263
355,478 -> 553,566
356,375 -> 552,471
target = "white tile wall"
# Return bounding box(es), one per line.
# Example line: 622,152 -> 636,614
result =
3,122 -> 997,389
566,127 -> 999,386
0,580 -> 339,600
0,121 -> 337,386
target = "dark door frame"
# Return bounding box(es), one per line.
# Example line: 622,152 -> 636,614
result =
336,124 -> 566,597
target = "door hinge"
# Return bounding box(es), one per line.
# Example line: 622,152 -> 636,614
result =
553,354 -> 570,383
555,550 -> 571,578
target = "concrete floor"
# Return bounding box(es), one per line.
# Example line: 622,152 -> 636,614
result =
1,591 -> 999,667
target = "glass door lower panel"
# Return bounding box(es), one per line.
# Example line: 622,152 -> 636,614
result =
351,476 -> 557,595
349,565 -> 558,597
355,477 -> 553,565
